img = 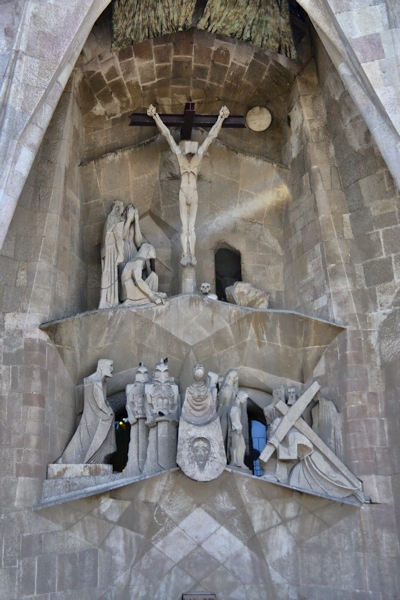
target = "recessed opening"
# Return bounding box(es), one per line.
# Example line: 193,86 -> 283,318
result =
247,398 -> 267,476
109,391 -> 130,472
214,247 -> 242,301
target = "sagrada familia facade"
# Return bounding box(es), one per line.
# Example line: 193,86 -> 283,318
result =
0,0 -> 399,598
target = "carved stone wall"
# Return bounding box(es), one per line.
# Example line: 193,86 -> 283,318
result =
0,5 -> 400,600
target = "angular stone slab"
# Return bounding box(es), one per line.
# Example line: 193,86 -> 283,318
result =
34,466 -> 363,510
40,295 -> 345,388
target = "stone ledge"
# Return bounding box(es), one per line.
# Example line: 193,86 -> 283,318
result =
47,463 -> 113,479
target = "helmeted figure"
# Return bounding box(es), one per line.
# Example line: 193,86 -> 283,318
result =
142,359 -> 180,474
125,363 -> 149,477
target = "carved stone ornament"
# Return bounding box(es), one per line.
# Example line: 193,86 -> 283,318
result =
177,364 -> 226,481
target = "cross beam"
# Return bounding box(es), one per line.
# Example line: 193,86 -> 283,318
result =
129,102 -> 246,140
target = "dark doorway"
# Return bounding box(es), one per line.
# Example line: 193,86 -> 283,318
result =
108,391 -> 130,472
215,247 -> 242,301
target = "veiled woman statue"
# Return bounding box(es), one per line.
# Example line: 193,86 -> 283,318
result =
99,202 -> 143,309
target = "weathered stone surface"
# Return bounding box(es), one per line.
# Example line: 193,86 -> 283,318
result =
47,463 -> 113,479
40,295 -> 345,386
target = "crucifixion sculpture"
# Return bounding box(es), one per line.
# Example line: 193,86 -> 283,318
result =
146,104 -> 230,266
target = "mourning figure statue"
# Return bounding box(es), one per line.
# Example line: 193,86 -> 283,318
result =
99,202 -> 164,308
99,201 -> 125,308
218,369 -> 239,451
121,242 -> 166,306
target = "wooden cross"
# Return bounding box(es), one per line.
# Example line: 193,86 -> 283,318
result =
129,102 -> 246,140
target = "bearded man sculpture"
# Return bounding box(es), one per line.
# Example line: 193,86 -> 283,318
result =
55,359 -> 116,465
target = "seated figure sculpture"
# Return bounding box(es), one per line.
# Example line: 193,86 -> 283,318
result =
121,242 -> 166,306
55,359 -> 116,465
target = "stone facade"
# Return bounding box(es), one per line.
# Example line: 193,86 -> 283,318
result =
0,1 -> 400,599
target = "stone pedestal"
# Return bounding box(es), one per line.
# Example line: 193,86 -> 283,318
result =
181,265 -> 196,294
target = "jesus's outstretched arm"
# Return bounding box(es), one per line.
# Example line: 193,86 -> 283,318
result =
147,104 -> 181,155
198,106 -> 230,156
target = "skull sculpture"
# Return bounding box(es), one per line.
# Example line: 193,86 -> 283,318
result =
200,282 -> 211,295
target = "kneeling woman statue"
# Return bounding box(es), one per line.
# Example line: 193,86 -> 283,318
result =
121,242 -> 166,306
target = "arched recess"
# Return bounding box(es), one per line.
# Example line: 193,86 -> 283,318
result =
214,246 -> 242,301
1,0 -> 399,252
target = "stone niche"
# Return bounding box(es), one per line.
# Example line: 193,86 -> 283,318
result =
81,136 -> 290,308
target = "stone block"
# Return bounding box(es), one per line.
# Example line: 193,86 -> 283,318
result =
36,553 -> 57,594
138,62 -> 156,85
133,40 -> 153,61
382,226 -> 400,256
363,257 -> 394,287
57,548 -> 98,591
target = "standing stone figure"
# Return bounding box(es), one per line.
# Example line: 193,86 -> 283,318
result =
99,201 -> 143,309
121,203 -> 143,268
99,201 -> 125,308
125,364 -> 149,477
56,359 -> 116,465
218,369 -> 239,451
120,242 -> 166,306
147,104 -> 230,266
229,390 -> 251,471
142,359 -> 180,474
177,364 -> 226,481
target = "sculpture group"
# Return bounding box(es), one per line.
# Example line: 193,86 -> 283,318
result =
54,358 -> 369,503
99,201 -> 166,309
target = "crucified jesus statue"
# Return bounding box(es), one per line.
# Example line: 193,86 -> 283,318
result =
147,104 -> 230,266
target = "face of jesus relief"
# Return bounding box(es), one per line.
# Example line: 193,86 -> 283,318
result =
192,438 -> 211,470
